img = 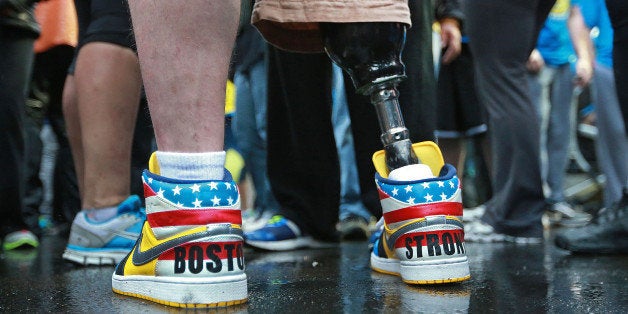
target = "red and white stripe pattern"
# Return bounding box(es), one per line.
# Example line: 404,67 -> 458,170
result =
376,167 -> 463,230
142,171 -> 241,239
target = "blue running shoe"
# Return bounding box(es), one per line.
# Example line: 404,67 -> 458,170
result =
245,215 -> 333,251
368,218 -> 384,251
63,195 -> 145,265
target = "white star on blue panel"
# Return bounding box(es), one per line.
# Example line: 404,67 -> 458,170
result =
172,185 -> 182,195
144,171 -> 240,208
190,184 -> 201,193
378,176 -> 459,204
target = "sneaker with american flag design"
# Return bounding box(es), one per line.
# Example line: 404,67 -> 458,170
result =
370,141 -> 470,284
111,170 -> 247,308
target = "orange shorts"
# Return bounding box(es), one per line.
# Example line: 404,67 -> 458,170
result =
251,0 -> 411,53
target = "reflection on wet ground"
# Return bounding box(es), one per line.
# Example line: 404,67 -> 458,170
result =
0,231 -> 626,313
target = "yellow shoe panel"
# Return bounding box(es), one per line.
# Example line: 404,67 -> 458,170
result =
372,141 -> 445,178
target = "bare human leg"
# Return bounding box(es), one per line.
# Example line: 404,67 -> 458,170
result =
111,1 -> 246,307
74,43 -> 141,209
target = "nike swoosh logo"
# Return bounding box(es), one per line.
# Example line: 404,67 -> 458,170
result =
386,220 -> 427,251
132,224 -> 244,265
385,216 -> 464,250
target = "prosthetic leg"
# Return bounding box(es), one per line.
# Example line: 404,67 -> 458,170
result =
321,22 -> 418,172
322,22 -> 470,284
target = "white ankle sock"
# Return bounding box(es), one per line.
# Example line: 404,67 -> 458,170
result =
84,205 -> 118,222
155,151 -> 225,181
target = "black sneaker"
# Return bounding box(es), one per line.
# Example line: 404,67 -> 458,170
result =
337,216 -> 370,240
555,192 -> 628,254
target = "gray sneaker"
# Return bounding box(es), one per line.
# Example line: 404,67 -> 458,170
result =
3,230 -> 39,250
463,205 -> 486,222
545,202 -> 592,227
337,216 -> 370,240
465,220 -> 543,244
63,195 -> 145,265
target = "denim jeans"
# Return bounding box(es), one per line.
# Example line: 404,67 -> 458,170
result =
592,64 -> 628,207
233,59 -> 279,214
529,64 -> 575,204
332,65 -> 371,221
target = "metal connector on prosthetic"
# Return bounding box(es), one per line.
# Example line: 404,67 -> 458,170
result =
321,22 -> 419,171
371,85 -> 419,170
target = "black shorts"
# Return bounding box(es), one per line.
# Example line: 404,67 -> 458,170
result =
68,0 -> 135,74
436,44 -> 487,139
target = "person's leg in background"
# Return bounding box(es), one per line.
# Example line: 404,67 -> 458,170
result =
528,65 -> 555,194
73,43 -> 140,209
554,0 -> 628,252
23,75 -> 46,234
0,23 -> 40,250
62,0 -> 144,265
529,61 -> 592,227
607,0 -> 628,193
605,0 -> 628,132
112,0 -> 248,307
332,64 -> 373,240
544,65 -> 573,206
29,0 -> 82,231
543,63 -> 591,225
435,42 -> 491,211
24,43 -> 77,233
255,49 -> 340,246
465,0 -> 556,241
232,26 -> 279,231
34,45 -> 81,233
591,64 -> 628,208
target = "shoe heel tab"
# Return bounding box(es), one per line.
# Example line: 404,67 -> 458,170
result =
372,141 -> 445,178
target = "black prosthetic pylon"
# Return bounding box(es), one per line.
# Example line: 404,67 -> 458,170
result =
321,22 -> 419,172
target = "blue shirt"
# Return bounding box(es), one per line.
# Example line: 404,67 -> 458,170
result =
537,0 -> 576,66
573,0 -> 613,67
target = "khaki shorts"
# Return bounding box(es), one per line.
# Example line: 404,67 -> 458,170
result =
251,0 -> 411,53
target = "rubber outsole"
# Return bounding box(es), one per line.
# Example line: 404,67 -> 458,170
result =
112,273 -> 248,308
113,288 -> 247,308
62,248 -> 128,266
371,254 -> 470,284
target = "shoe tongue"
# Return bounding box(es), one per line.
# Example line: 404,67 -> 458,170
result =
388,164 -> 435,181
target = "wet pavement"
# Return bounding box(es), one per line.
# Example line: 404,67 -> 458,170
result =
0,229 -> 626,313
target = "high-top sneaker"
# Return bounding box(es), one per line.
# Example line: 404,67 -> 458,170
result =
370,141 -> 470,284
111,169 -> 247,308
